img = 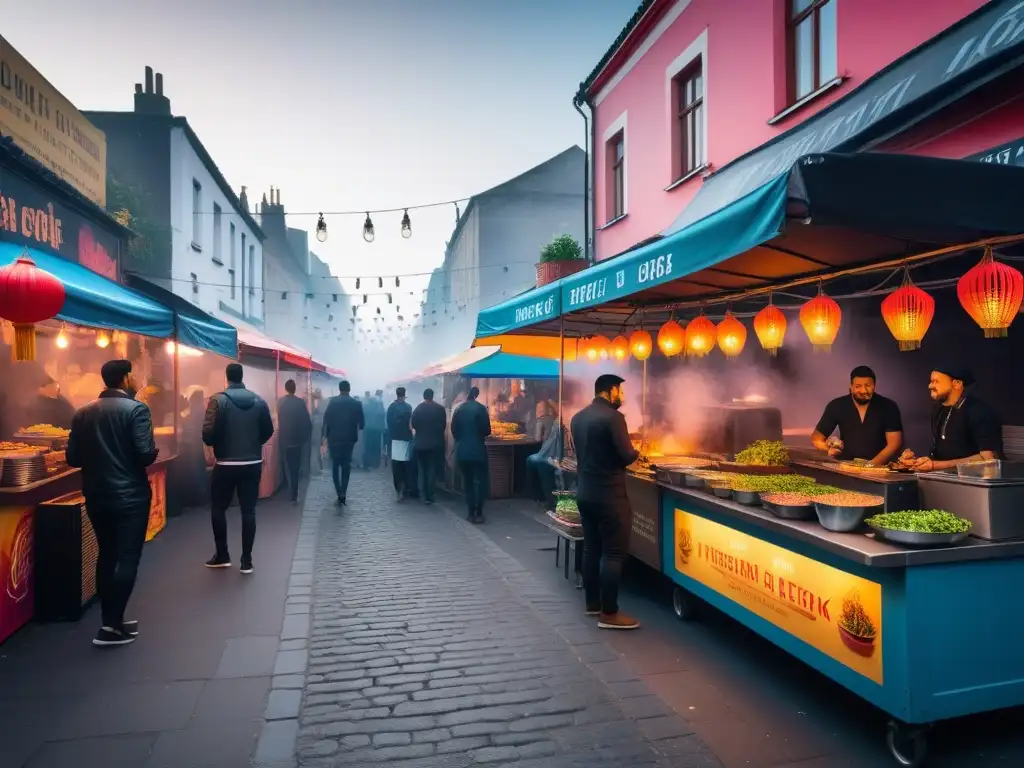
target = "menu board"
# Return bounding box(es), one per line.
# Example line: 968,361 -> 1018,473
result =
0,505 -> 34,643
673,508 -> 884,684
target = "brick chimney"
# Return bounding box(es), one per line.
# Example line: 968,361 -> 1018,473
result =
134,66 -> 171,115
239,185 -> 249,213
260,186 -> 288,243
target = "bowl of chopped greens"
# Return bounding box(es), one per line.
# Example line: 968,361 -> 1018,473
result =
864,510 -> 972,547
719,440 -> 793,475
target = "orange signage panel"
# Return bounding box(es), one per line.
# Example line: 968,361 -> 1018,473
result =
673,508 -> 883,684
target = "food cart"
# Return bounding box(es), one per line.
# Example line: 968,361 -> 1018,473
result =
471,152 -> 1024,765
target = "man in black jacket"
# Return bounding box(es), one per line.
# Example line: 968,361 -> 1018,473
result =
386,387 -> 414,501
321,380 -> 364,505
202,363 -> 274,574
277,379 -> 312,504
67,359 -> 158,647
570,374 -> 640,631
451,386 -> 491,523
411,388 -> 446,505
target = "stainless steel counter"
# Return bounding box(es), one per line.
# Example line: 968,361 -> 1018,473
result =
659,481 -> 1024,568
788,459 -> 919,511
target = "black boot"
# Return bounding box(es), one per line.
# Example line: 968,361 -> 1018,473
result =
475,505 -> 485,524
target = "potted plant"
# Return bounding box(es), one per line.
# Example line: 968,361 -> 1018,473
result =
536,234 -> 586,287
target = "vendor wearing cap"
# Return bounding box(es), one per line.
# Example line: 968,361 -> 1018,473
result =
811,365 -> 904,466
907,365 -> 1002,472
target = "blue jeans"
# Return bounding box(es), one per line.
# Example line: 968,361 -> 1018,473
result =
527,453 -> 556,508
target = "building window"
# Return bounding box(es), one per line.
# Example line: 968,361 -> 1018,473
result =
789,0 -> 837,102
229,222 -> 236,298
248,245 -> 256,295
191,179 -> 202,247
607,132 -> 625,221
675,60 -> 704,178
212,203 -> 223,263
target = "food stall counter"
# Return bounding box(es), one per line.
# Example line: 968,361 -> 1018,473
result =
788,455 -> 920,512
659,480 -> 1024,765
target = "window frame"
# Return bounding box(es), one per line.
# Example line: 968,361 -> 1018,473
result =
601,111 -> 628,227
788,0 -> 837,104
674,59 -> 704,180
212,203 -> 222,263
610,133 -> 625,221
248,245 -> 256,296
191,179 -> 202,249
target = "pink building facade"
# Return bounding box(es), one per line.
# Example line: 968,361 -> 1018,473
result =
581,0 -> 1024,262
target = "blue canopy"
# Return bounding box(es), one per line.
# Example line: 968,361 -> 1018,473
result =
460,351 -> 559,380
124,273 -> 237,358
0,243 -> 174,338
475,281 -> 560,338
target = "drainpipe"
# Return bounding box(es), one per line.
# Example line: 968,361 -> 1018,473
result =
573,91 -> 593,265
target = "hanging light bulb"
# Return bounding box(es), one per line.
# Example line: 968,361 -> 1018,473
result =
378,277 -> 383,288
55,324 -> 70,349
356,278 -> 361,289
401,209 -> 412,239
96,330 -> 111,349
396,276 -> 401,287
362,213 -> 375,243
315,212 -> 328,243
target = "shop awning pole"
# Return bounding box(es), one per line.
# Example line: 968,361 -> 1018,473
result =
640,307 -> 648,452
557,312 -> 565,460
173,333 -> 180,454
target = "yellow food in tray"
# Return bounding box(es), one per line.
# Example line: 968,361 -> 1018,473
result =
0,441 -> 36,453
17,424 -> 71,438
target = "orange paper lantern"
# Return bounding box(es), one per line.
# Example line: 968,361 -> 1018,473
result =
716,312 -> 747,359
576,336 -> 591,361
587,335 -> 610,362
753,302 -> 787,356
684,314 -> 717,357
799,289 -> 842,352
881,273 -> 935,351
957,247 -> 1024,338
610,335 -> 630,362
657,317 -> 685,357
629,329 -> 652,361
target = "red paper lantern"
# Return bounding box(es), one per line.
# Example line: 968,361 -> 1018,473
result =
716,312 -> 747,359
881,273 -> 935,351
629,329 -> 652,361
684,314 -> 717,358
753,302 -> 787,356
657,317 -> 685,357
0,253 -> 66,361
957,247 -> 1024,338
800,288 -> 842,352
610,335 -> 630,362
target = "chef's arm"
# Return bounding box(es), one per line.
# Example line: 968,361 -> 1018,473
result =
870,431 -> 903,466
810,431 -> 830,452
916,451 -> 997,472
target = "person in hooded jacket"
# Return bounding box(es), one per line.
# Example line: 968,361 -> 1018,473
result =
202,363 -> 274,574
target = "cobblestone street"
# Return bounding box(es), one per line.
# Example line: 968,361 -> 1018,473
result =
277,468 -> 719,768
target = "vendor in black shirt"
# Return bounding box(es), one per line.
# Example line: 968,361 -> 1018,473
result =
811,365 -> 903,466
906,365 -> 1002,472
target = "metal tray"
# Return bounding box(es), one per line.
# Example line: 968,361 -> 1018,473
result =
684,473 -> 708,489
733,490 -> 762,506
814,503 -> 881,533
867,525 -> 971,548
763,501 -> 816,520
711,486 -> 733,500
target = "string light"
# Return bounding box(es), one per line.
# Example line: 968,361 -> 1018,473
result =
315,213 -> 328,243
362,213 -> 375,243
55,324 -> 70,349
401,210 -> 412,239
96,331 -> 110,349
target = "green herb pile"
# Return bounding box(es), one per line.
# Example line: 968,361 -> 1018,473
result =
864,510 -> 971,534
729,474 -> 839,495
734,440 -> 790,467
555,497 -> 580,523
839,593 -> 876,639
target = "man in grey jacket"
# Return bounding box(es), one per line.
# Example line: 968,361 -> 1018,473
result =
202,363 -> 274,574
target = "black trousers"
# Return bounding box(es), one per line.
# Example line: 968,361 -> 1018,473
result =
415,448 -> 442,502
459,459 -> 488,513
578,497 -> 631,615
210,463 -> 262,560
283,446 -> 302,501
363,429 -> 382,469
527,453 -> 557,509
391,459 -> 414,495
86,501 -> 150,629
330,442 -> 355,500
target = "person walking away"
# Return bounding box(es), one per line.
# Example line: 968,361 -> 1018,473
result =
378,390 -> 390,467
386,387 -> 414,501
321,380 -> 364,506
181,389 -> 209,506
451,386 -> 491,523
66,360 -> 158,646
277,379 -> 312,504
411,388 -> 446,505
202,363 -> 274,574
570,374 -> 641,630
363,391 -> 385,470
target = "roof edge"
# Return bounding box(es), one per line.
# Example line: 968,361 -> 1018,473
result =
575,0 -> 660,104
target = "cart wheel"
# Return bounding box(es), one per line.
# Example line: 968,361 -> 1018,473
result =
672,585 -> 697,621
886,720 -> 928,767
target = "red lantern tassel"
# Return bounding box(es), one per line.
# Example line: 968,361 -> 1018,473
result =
13,323 -> 36,362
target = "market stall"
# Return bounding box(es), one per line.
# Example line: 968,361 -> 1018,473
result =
472,151 -> 1024,765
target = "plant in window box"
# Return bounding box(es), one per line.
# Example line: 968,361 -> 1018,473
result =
536,234 -> 586,287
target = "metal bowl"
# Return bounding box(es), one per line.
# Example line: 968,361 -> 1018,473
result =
814,503 -> 881,532
867,525 -> 971,548
733,490 -> 762,506
763,501 -> 816,520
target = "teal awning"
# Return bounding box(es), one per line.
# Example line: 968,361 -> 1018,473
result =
460,352 -> 559,379
0,243 -> 174,338
475,281 -> 560,338
124,273 -> 237,358
559,173 -> 790,313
